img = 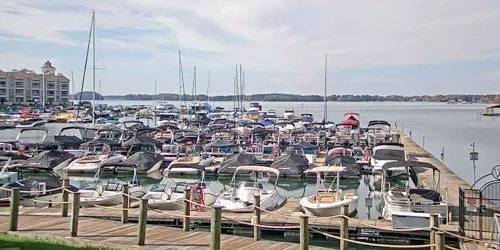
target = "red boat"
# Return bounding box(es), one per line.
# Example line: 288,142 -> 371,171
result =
342,112 -> 360,127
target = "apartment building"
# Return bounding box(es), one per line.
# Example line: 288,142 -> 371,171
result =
0,61 -> 70,105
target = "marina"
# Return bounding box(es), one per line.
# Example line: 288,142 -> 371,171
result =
0,100 -> 498,250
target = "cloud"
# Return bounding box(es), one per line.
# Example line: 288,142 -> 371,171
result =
1,0 -> 500,95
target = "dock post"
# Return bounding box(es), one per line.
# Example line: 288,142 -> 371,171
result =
340,204 -> 349,250
183,188 -> 190,232
121,184 -> 129,224
137,198 -> 148,245
299,214 -> 309,250
70,192 -> 80,237
430,214 -> 439,250
435,231 -> 445,250
253,194 -> 261,241
9,187 -> 20,231
210,205 -> 222,250
61,178 -> 69,217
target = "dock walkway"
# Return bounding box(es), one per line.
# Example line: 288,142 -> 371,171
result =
0,215 -> 316,250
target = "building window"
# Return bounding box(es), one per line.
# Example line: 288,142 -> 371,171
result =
47,90 -> 55,96
15,97 -> 24,103
15,89 -> 24,95
0,81 -> 6,87
15,82 -> 24,88
32,82 -> 40,88
0,89 -> 6,95
61,91 -> 68,96
32,90 -> 40,96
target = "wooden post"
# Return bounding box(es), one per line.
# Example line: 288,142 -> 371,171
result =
9,187 -> 20,231
299,214 -> 309,250
430,214 -> 439,250
183,188 -> 190,232
70,192 -> 80,237
435,231 -> 445,250
340,204 -> 349,250
253,194 -> 261,241
121,184 -> 129,224
61,178 -> 69,217
210,205 -> 222,250
137,198 -> 148,245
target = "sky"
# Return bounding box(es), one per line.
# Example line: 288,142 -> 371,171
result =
0,0 -> 500,96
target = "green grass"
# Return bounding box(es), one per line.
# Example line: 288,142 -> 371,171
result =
0,233 -> 116,250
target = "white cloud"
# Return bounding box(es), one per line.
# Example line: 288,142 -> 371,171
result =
1,0 -> 500,94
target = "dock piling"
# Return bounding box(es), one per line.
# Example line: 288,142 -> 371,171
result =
299,214 -> 309,250
340,204 -> 349,250
70,192 -> 80,237
61,178 -> 69,217
183,188 -> 190,231
253,194 -> 261,241
430,214 -> 439,250
137,198 -> 148,245
121,184 -> 129,224
435,232 -> 445,250
9,187 -> 20,231
210,206 -> 222,250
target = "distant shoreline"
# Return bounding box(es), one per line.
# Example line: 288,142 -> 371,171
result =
73,92 -> 498,103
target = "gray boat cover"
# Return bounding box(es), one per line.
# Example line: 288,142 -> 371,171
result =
270,153 -> 308,175
324,155 -> 361,176
120,151 -> 164,172
218,152 -> 258,174
122,136 -> 162,148
21,150 -> 76,169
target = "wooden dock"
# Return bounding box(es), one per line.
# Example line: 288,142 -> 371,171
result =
400,133 -> 470,206
0,215 -> 321,250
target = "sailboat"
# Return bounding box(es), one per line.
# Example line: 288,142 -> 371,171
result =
300,166 -> 359,217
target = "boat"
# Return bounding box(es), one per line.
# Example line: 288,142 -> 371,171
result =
142,165 -> 218,210
16,118 -> 47,128
300,166 -> 359,217
60,142 -> 126,173
380,161 -> 448,226
79,164 -> 147,207
370,143 -> 408,175
283,109 -> 295,120
214,165 -> 284,212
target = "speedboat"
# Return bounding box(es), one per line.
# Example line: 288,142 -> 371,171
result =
214,165 -> 284,212
371,143 -> 408,175
300,166 -> 359,217
16,118 -> 46,128
142,165 -> 219,210
79,165 -> 147,207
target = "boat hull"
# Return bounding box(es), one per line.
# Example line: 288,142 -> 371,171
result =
300,196 -> 359,217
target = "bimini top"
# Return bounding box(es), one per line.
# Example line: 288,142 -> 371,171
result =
234,165 -> 280,176
382,160 -> 439,172
304,166 -> 346,173
368,120 -> 390,127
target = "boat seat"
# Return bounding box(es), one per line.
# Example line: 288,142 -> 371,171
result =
308,193 -> 337,203
77,155 -> 103,164
344,192 -> 356,200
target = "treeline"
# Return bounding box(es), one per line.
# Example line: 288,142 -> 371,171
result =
103,93 -> 499,103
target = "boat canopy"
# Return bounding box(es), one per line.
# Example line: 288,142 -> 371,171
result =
368,120 -> 391,127
382,160 -> 439,172
204,140 -> 237,149
324,155 -> 360,176
21,150 -> 76,169
218,152 -> 259,174
122,136 -> 161,148
270,153 -> 309,175
120,151 -> 163,172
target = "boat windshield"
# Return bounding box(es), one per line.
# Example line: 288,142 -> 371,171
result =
373,149 -> 405,160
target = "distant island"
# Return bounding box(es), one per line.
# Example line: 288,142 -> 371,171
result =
72,91 -> 104,101
103,93 -> 500,103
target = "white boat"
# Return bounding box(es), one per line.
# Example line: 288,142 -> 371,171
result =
380,161 -> 448,226
143,166 -> 218,210
370,143 -> 408,175
214,165 -> 284,212
79,165 -> 147,207
16,118 -> 47,128
283,109 -> 295,120
300,166 -> 359,217
61,151 -> 126,173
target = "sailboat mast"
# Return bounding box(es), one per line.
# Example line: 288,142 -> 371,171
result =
239,64 -> 243,110
192,66 -> 197,101
207,71 -> 210,103
92,11 -> 96,124
324,53 -> 328,123
71,70 -> 74,103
